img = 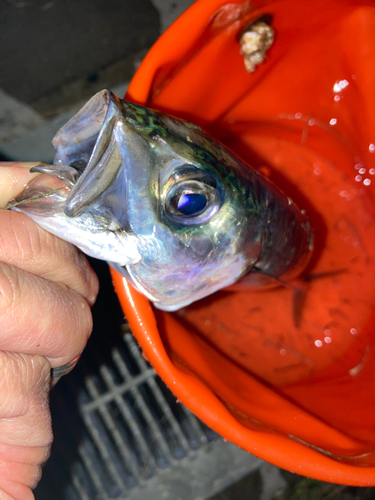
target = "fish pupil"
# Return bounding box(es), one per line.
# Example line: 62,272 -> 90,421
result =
177,193 -> 207,216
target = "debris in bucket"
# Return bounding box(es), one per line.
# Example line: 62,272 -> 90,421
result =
239,17 -> 275,72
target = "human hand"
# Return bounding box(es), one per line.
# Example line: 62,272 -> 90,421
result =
0,162 -> 99,500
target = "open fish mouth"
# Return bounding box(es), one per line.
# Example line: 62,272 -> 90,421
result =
31,90 -> 124,217
13,90 -> 142,265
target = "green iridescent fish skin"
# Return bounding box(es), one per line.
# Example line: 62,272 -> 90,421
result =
14,90 -> 313,311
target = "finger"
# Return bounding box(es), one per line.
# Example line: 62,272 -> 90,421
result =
0,210 -> 98,305
0,352 -> 52,499
0,480 -> 34,500
0,262 -> 93,367
0,444 -> 50,467
0,162 -> 41,207
0,486 -> 22,500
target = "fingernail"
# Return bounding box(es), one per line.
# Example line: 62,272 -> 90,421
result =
51,354 -> 81,379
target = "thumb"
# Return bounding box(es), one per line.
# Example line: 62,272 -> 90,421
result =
0,162 -> 41,207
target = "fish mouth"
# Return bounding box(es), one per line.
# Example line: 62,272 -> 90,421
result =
53,89 -> 113,179
13,90 -> 143,266
30,90 -> 124,218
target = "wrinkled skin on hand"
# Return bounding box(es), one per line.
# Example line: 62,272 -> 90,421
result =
0,162 -> 99,500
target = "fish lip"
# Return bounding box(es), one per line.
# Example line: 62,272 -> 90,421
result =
49,89 -> 117,197
53,89 -> 110,167
60,90 -> 124,217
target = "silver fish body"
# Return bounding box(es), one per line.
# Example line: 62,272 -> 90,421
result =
14,90 -> 313,311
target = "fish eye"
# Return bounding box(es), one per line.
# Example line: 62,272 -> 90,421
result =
164,167 -> 224,225
177,193 -> 207,215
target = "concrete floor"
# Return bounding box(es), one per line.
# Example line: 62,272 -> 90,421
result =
0,0 -> 194,155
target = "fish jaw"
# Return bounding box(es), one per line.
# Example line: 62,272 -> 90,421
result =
20,210 -> 141,264
112,250 -> 250,311
13,173 -> 141,265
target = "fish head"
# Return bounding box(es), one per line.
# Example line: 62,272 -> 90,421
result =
15,90 -> 263,310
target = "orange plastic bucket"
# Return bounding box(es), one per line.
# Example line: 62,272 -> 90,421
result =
111,0 -> 375,484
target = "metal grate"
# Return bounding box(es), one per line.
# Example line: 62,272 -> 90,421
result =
74,327 -> 218,496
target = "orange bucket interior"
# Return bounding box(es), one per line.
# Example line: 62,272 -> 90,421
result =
111,0 -> 375,485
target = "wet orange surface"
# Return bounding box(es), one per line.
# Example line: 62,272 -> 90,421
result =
111,0 -> 375,484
